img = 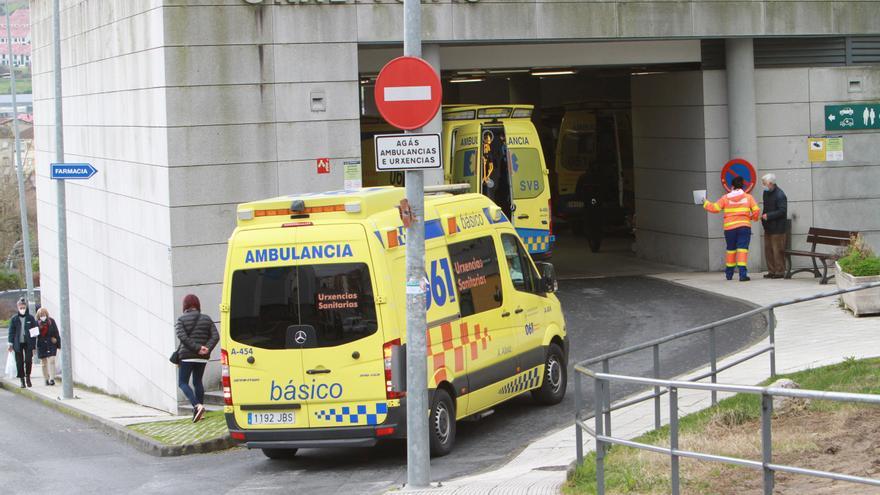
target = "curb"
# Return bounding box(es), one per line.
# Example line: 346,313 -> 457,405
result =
0,378 -> 237,457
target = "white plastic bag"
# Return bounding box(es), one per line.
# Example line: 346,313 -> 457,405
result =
4,351 -> 16,379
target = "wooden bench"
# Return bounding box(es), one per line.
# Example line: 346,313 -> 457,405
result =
784,227 -> 858,284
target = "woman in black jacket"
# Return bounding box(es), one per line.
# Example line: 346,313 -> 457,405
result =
176,294 -> 219,423
35,307 -> 62,386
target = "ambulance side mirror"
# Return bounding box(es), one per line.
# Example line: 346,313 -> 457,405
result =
536,262 -> 558,294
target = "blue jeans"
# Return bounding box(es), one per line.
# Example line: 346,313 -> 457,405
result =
178,361 -> 206,407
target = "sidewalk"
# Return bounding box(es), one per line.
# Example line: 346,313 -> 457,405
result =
0,357 -> 233,456
396,272 -> 880,494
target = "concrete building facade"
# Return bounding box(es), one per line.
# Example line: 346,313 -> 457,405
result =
30,0 -> 880,412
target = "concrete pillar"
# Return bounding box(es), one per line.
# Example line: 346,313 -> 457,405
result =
725,38 -> 764,270
725,38 -> 758,164
423,44 -> 444,186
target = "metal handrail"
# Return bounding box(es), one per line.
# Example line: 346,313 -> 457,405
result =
573,281 -> 880,495
579,281 -> 880,368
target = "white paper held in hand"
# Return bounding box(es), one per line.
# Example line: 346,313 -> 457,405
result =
693,190 -> 707,205
29,326 -> 40,338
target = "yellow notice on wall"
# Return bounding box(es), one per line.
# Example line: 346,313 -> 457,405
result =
807,137 -> 826,162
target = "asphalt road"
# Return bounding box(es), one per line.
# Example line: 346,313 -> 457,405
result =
0,277 -> 766,495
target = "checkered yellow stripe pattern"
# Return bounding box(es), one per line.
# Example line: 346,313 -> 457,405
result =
516,228 -> 554,254
314,403 -> 389,426
499,366 -> 542,395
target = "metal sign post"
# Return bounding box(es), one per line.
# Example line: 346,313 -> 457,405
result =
52,0 -> 73,400
4,1 -> 35,314
403,0 -> 429,488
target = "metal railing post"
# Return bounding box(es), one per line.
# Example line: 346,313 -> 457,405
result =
761,393 -> 774,494
669,387 -> 680,495
768,308 -> 776,377
710,326 -> 718,406
653,344 -> 661,429
595,376 -> 606,495
575,370 -> 583,464
602,359 -> 611,437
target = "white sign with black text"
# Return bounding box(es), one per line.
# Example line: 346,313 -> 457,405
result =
374,133 -> 442,171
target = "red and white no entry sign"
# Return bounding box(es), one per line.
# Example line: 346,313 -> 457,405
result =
374,56 -> 442,130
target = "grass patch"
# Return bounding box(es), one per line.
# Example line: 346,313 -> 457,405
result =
129,410 -> 228,446
0,78 -> 31,94
566,357 -> 880,494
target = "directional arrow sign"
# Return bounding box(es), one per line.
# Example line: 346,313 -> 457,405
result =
51,163 -> 97,180
825,103 -> 880,131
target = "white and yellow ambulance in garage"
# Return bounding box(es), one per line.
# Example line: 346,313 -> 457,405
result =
220,187 -> 568,458
360,105 -> 555,258
443,105 -> 555,259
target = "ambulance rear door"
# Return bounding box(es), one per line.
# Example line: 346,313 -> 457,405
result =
295,224 -> 391,429
507,121 -> 553,255
225,228 -> 309,432
450,122 -> 481,194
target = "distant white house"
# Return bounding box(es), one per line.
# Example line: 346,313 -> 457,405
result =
0,9 -> 30,67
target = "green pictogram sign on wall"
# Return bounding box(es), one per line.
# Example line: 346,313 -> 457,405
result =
825,104 -> 880,131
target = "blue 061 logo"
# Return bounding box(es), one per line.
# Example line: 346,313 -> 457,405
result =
425,258 -> 457,311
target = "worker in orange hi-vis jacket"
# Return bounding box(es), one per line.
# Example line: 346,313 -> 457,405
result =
703,176 -> 761,281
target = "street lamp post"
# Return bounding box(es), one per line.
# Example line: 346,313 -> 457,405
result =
4,0 -> 35,314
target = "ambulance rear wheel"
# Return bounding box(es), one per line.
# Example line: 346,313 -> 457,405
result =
261,448 -> 298,460
429,389 -> 456,457
532,344 -> 567,405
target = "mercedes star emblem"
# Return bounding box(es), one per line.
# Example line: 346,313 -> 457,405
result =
294,330 -> 308,345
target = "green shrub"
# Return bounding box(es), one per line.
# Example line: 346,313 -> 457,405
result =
0,270 -> 21,291
838,255 -> 880,277
838,234 -> 880,277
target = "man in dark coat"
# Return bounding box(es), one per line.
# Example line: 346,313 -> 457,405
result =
761,173 -> 788,279
7,297 -> 38,388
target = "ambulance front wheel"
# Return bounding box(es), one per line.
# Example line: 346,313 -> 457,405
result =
429,389 -> 456,457
262,448 -> 298,460
532,343 -> 567,405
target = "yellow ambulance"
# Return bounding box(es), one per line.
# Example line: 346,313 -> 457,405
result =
553,110 -> 598,218
220,187 -> 568,458
443,105 -> 555,259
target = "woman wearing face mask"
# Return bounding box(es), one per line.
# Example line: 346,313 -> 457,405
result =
35,308 -> 61,386
7,297 -> 38,388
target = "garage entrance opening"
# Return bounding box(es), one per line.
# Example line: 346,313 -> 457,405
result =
358,43 -> 700,277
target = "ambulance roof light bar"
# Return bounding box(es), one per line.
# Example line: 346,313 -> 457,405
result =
424,183 -> 472,195
442,110 -> 476,121
477,107 -> 511,119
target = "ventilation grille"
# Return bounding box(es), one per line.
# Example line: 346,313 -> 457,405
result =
701,37 -> 880,69
849,36 -> 880,65
755,38 -> 846,67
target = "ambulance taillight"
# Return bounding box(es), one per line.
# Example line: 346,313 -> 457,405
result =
221,349 -> 233,406
383,339 -> 404,400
